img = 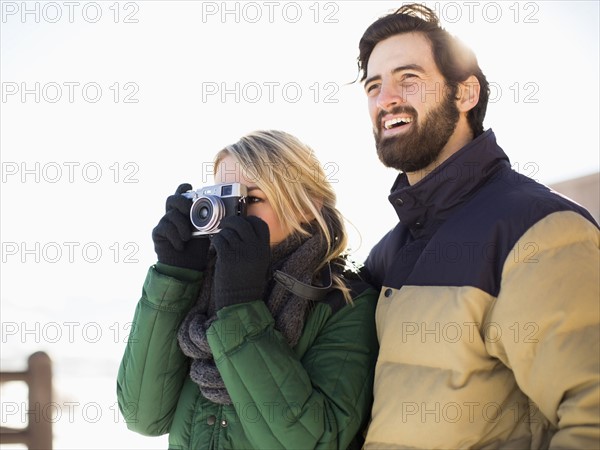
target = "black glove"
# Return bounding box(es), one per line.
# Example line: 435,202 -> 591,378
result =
211,215 -> 271,310
152,183 -> 210,271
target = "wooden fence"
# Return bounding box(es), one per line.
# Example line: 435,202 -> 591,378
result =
0,351 -> 53,449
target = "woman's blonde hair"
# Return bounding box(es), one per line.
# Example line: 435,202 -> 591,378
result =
214,130 -> 351,303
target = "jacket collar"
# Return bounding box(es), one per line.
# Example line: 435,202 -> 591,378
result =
388,129 -> 511,239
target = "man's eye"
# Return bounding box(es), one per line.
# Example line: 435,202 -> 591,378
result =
366,83 -> 380,94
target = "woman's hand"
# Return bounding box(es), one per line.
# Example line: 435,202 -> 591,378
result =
152,183 -> 211,271
211,215 -> 271,310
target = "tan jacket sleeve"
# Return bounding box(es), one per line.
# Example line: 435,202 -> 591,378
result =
486,211 -> 600,448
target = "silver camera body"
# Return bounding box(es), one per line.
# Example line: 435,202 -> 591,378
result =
182,183 -> 248,236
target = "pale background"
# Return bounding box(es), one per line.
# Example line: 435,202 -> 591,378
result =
1,1 -> 598,448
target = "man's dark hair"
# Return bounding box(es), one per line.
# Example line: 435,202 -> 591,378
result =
358,3 -> 489,137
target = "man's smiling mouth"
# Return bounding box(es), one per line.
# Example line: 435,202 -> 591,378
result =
384,117 -> 413,130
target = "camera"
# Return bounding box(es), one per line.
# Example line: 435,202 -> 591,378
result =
181,183 -> 248,236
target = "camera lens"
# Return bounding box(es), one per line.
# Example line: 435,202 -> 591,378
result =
190,195 -> 225,232
197,206 -> 209,220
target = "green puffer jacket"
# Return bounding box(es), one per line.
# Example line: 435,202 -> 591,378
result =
117,264 -> 378,450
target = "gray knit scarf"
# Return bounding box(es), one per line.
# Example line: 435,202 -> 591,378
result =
177,225 -> 328,405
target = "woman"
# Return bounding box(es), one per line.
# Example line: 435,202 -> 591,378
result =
117,130 -> 378,449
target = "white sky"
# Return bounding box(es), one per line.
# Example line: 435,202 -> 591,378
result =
1,1 -> 599,448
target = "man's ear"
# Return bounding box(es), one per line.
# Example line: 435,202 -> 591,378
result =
456,75 -> 480,113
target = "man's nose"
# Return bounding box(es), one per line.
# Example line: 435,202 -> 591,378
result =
377,81 -> 405,111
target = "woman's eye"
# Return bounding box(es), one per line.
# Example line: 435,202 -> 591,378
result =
247,196 -> 262,204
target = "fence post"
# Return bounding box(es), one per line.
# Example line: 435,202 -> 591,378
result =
28,352 -> 53,450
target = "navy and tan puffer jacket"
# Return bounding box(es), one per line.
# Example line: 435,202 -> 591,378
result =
363,129 -> 600,449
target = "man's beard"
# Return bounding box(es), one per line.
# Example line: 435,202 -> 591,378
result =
374,93 -> 460,173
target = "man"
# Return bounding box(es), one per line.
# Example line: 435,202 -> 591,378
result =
358,4 -> 599,449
